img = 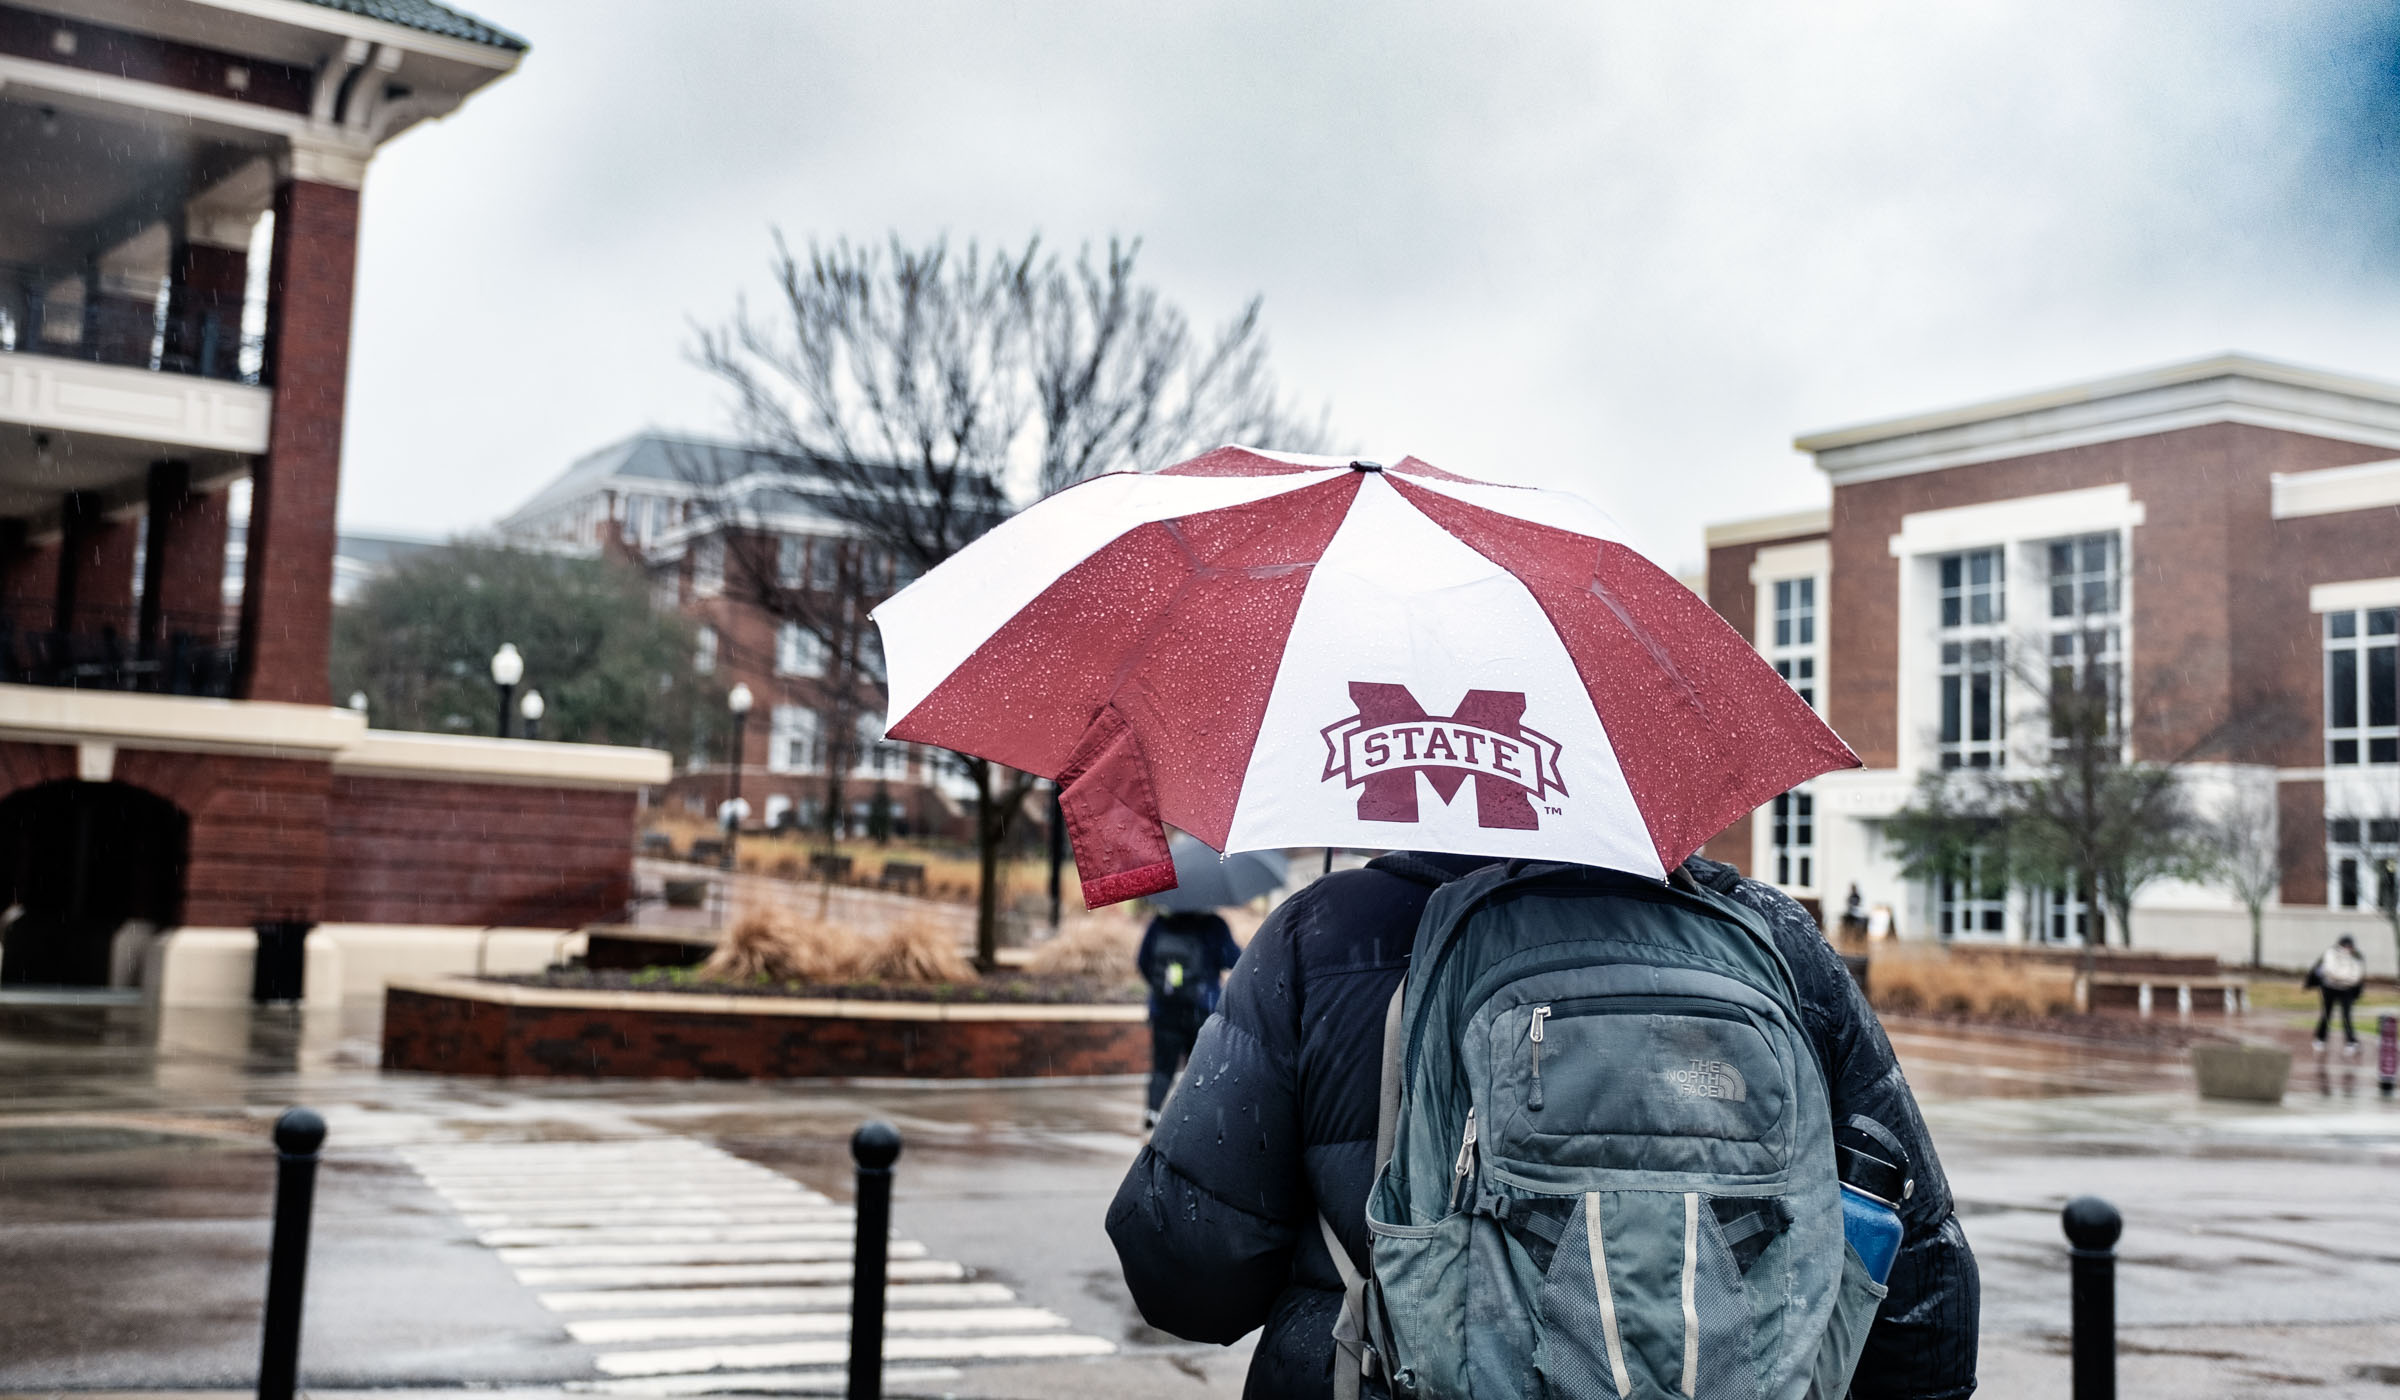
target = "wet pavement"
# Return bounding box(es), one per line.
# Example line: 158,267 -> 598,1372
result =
1,999 -> 2397,1397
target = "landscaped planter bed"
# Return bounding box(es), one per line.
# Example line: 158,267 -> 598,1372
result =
381,975 -> 1148,1080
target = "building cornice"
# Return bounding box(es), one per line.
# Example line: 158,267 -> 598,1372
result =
1703,506 -> 1830,551
1798,355 -> 2400,486
0,686 -> 671,790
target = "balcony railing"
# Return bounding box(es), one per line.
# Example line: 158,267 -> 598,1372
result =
0,603 -> 238,697
0,261 -> 264,386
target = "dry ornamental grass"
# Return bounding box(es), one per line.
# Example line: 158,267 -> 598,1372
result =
1023,917 -> 1142,978
1866,945 -> 2077,1019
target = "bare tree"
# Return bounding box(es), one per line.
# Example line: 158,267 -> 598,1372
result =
2199,783 -> 2282,968
689,233 -> 1327,969
1887,622 -> 2287,951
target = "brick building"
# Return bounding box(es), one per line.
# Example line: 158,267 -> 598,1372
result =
1702,354 -> 2400,971
500,433 -> 963,838
0,0 -> 668,1004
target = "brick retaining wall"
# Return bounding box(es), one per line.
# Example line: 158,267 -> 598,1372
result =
383,980 -> 1149,1080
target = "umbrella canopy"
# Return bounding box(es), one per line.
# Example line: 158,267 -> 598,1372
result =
874,447 -> 1857,907
1147,832 -> 1291,914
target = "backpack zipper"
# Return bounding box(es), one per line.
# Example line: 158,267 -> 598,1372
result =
1528,1005 -> 1551,1112
1446,1107 -> 1478,1214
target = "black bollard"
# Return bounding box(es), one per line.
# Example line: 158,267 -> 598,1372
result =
848,1121 -> 903,1400
2062,1195 -> 2122,1400
258,1108 -> 326,1400
2379,1014 -> 2396,1098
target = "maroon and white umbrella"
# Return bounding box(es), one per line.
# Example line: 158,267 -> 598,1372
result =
873,447 -> 1857,907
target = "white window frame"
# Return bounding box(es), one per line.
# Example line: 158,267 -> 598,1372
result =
692,536 -> 724,598
1749,541 -> 1827,895
768,704 -> 817,775
1936,849 -> 2009,940
775,622 -> 823,678
2044,532 -> 2126,762
2323,606 -> 2399,768
809,539 -> 841,592
1935,546 -> 2009,771
777,536 -> 804,589
694,624 -> 717,676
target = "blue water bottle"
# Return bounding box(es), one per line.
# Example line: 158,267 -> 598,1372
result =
1836,1141 -> 1906,1286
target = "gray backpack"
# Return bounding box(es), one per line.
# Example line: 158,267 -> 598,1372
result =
1322,862 -> 1885,1399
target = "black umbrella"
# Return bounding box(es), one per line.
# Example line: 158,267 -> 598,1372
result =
1148,832 -> 1291,913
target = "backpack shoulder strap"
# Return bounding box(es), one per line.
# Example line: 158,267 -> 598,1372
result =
1320,979 -> 1408,1400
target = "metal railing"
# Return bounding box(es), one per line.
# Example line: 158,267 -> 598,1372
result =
0,603 -> 238,697
0,261 -> 264,386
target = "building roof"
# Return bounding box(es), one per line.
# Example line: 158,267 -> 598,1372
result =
499,432 -> 1009,542
297,0 -> 527,51
1702,506 -> 1831,551
1795,353 -> 2400,487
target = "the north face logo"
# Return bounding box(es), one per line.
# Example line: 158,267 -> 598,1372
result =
1319,682 -> 1568,830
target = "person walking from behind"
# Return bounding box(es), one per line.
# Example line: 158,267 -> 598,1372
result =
2308,934 -> 2367,1055
1107,852 -> 1980,1399
1138,907 -> 1243,1128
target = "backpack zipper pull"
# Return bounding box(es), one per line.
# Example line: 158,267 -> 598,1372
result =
1447,1107 -> 1479,1214
1528,1005 -> 1551,1111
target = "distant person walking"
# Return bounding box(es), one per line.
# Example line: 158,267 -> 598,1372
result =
1137,909 -> 1242,1128
2307,934 -> 2367,1055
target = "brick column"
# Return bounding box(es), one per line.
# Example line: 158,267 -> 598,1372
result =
56,493 -> 138,636
236,177 -> 356,705
140,462 -> 230,646
165,236 -> 252,379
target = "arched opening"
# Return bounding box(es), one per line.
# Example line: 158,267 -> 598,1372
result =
0,780 -> 188,989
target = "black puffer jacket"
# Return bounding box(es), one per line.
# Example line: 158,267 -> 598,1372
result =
1106,853 -> 1979,1399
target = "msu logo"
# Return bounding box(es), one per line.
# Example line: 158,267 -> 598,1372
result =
1319,682 -> 1568,830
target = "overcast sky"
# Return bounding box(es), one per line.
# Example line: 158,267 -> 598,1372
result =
337,1 -> 2400,572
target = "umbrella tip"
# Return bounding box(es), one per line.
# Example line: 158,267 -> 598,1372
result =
1349,460 -> 1384,473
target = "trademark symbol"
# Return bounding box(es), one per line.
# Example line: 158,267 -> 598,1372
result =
1544,805 -> 1563,816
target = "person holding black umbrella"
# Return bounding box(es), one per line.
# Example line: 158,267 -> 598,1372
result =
1137,833 -> 1286,1128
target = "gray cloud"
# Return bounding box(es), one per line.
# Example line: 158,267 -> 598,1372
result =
343,0 -> 2400,571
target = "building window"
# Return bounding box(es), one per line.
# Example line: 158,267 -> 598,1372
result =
855,713 -> 899,778
1770,788 -> 1813,889
1937,547 -> 2006,769
1936,849 -> 2007,937
810,540 -> 841,592
2329,817 -> 2400,910
1769,576 -> 1819,708
2043,885 -> 2093,945
2047,533 -> 2123,755
694,625 -> 717,676
776,622 -> 823,678
2326,608 -> 2399,766
692,537 -> 724,597
778,536 -> 804,588
768,705 -> 818,774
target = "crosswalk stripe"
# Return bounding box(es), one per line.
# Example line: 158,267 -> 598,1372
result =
567,1306 -> 1070,1345
594,1331 -> 1117,1377
408,1134 -> 1115,1386
498,1239 -> 914,1267
512,1259 -> 964,1288
482,1222 -> 855,1247
537,1282 -> 1018,1314
568,1366 -> 963,1396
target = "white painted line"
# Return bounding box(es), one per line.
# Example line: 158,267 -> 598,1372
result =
443,1194 -> 830,1214
421,1173 -> 805,1193
568,1306 -> 1070,1345
500,1240 -> 924,1267
594,1331 -> 1117,1376
481,1221 -> 855,1247
511,1259 -> 965,1288
463,1209 -> 846,1230
570,1366 -> 962,1396
435,1184 -> 823,1203
538,1282 -> 1018,1314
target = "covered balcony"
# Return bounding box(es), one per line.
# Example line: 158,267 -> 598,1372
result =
0,93 -> 279,696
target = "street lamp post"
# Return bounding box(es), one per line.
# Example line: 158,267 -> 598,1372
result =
519,690 -> 545,742
724,683 -> 753,871
490,643 -> 524,739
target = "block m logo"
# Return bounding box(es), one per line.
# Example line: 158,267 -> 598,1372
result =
1319,682 -> 1568,830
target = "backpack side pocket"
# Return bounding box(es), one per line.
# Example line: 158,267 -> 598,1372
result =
1367,1206 -> 1474,1399
1805,1242 -> 1889,1400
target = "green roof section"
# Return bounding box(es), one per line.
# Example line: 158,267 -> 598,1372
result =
299,0 -> 528,51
